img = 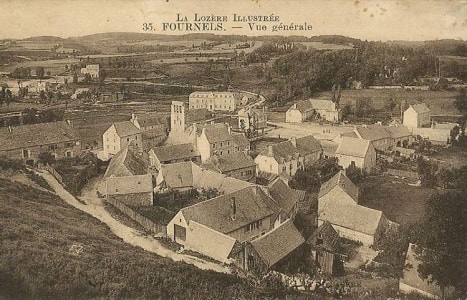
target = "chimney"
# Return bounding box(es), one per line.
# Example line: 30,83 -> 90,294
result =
66,119 -> 73,127
131,113 -> 136,122
8,125 -> 12,133
230,197 -> 237,221
267,145 -> 273,156
290,137 -> 297,147
201,127 -> 206,136
226,124 -> 231,134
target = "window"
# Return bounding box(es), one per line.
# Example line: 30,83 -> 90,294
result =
65,150 -> 72,158
212,144 -> 216,149
49,144 -> 58,151
220,142 -> 223,147
22,149 -> 30,158
127,138 -> 130,142
245,220 -> 262,232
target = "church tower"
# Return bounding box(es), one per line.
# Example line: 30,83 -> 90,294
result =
171,101 -> 186,133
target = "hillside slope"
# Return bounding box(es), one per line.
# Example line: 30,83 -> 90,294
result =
0,178 -> 255,299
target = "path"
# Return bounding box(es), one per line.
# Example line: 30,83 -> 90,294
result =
35,169 -> 230,274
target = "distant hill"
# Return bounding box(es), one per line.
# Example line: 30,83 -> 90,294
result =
22,36 -> 65,42
0,177 -> 257,299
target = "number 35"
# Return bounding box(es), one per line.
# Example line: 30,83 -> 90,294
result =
143,23 -> 153,31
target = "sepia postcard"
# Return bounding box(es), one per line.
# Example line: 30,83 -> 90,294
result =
0,0 -> 465,299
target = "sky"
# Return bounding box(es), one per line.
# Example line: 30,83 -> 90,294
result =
0,0 -> 466,41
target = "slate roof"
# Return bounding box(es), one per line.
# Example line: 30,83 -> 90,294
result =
258,140 -> 300,163
232,133 -> 250,148
206,152 -> 255,172
113,121 -> 141,137
410,103 -> 430,114
386,126 -> 412,139
104,146 -> 148,178
181,186 -> 280,234
307,221 -> 341,252
152,143 -> 200,163
250,220 -> 305,268
309,99 -> 336,111
185,108 -> 213,125
0,121 -> 80,151
354,125 -> 392,141
201,124 -> 233,143
289,100 -> 314,114
160,161 -> 194,189
268,178 -> 303,214
295,135 -> 322,156
336,137 -> 372,158
318,200 -> 383,235
134,114 -> 169,128
318,171 -> 359,203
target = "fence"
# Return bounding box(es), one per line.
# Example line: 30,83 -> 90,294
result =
386,168 -> 419,179
106,197 -> 167,237
41,164 -> 65,185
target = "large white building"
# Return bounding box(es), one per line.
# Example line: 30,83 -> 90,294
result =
189,91 -> 239,112
335,137 -> 376,172
80,64 -> 100,79
286,99 -> 340,123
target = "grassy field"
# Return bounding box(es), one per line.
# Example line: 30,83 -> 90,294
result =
0,177 -> 261,299
317,89 -> 461,116
359,175 -> 435,226
0,58 -> 79,75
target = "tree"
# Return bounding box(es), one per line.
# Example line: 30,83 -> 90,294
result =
345,164 -> 367,184
83,73 -> 92,83
35,67 -> 45,79
289,166 -> 321,193
413,189 -> 467,298
417,157 -> 439,187
384,97 -> 397,117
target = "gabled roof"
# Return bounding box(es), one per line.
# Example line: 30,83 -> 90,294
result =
232,133 -> 249,148
295,135 -> 322,156
258,140 -> 300,163
160,161 -> 194,189
318,171 -> 359,203
181,186 -> 279,234
205,152 -> 255,173
307,221 -> 341,253
319,202 -> 383,235
386,126 -> 412,139
134,114 -> 169,128
185,108 -> 213,125
113,121 -> 141,137
201,124 -> 233,143
152,143 -> 200,163
250,220 -> 305,268
309,99 -> 336,111
289,100 -> 314,114
336,137 -> 372,158
0,121 -> 80,151
354,125 -> 392,141
104,146 -> 148,178
268,178 -> 303,214
410,103 -> 430,114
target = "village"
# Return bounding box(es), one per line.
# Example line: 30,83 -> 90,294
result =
1,63 -> 465,298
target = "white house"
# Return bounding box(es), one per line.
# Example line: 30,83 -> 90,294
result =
403,103 -> 431,129
318,171 -> 388,246
342,124 -> 394,152
286,99 -> 340,123
335,137 -> 376,172
103,121 -> 142,159
80,64 -> 100,79
254,139 -> 301,177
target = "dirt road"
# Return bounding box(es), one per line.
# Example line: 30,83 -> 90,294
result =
36,170 -> 230,274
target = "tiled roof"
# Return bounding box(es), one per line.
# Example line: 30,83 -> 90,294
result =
250,220 -> 305,268
386,126 -> 411,139
0,121 -> 80,152
181,186 -> 279,234
268,178 -> 302,214
185,108 -> 213,125
410,103 -> 430,114
295,135 -> 322,156
309,99 -> 336,111
104,146 -> 148,178
160,161 -> 194,189
152,143 -> 200,163
113,121 -> 141,137
201,124 -> 233,143
258,140 -> 300,163
354,125 -> 392,141
336,137 -> 372,158
307,221 -> 341,252
206,152 -> 255,172
318,199 -> 383,235
232,133 -> 249,148
318,171 -> 359,203
290,100 -> 314,114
